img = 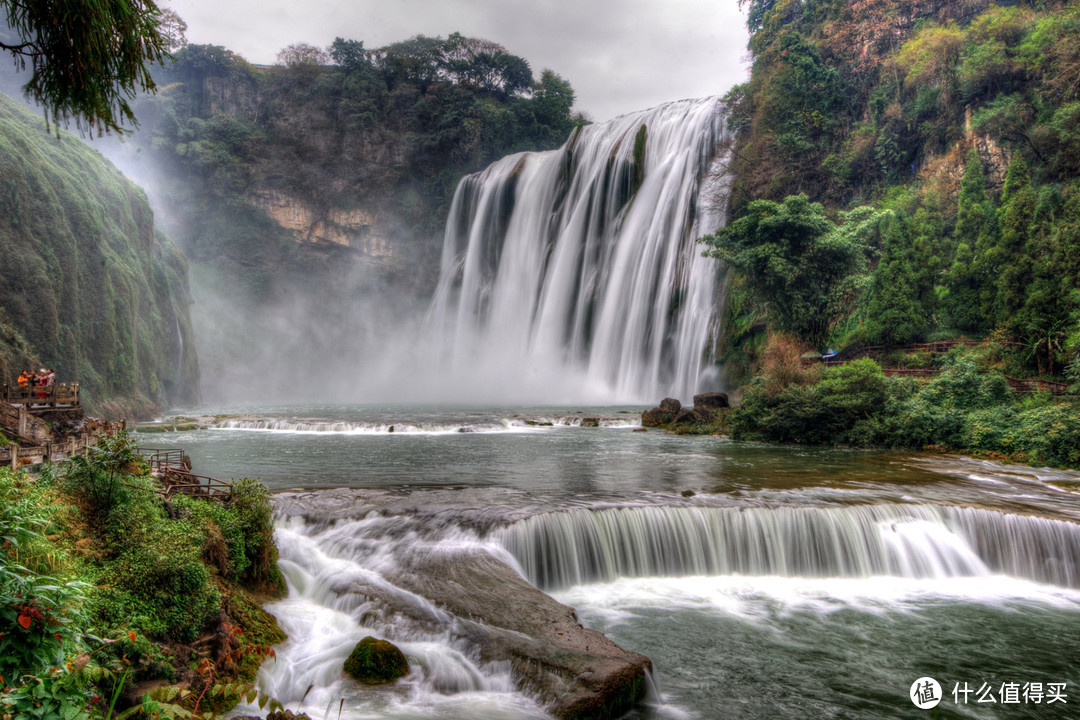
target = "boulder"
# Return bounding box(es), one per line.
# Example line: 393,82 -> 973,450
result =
659,398 -> 682,413
343,637 -> 409,684
642,398 -> 683,427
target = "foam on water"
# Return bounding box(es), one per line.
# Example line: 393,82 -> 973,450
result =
240,519 -> 547,720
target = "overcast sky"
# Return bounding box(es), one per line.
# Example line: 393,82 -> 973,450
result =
166,0 -> 751,123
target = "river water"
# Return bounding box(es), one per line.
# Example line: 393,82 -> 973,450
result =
159,404 -> 1080,720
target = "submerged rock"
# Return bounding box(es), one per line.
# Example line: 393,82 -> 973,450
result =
343,637 -> 409,684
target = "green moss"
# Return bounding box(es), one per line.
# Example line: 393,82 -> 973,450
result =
343,637 -> 409,684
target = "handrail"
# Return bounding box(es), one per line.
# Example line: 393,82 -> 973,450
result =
0,383 -> 80,408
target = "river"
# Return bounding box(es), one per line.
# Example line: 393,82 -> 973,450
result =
151,404 -> 1080,720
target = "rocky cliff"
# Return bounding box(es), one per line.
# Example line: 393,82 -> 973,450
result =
0,93 -> 199,417
89,38 -> 581,398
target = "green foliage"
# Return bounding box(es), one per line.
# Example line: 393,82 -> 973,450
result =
701,195 -> 873,347
0,0 -> 167,134
63,432 -> 144,517
0,93 -> 200,412
730,347 -> 1079,467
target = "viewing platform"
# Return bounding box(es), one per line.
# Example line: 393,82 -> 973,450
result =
139,447 -> 233,502
1,382 -> 81,409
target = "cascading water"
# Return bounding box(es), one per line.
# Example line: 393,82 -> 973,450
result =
494,504 -> 1080,590
426,97 -> 732,404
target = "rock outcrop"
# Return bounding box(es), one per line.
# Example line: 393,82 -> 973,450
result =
642,393 -> 729,432
391,551 -> 652,720
641,397 -> 681,427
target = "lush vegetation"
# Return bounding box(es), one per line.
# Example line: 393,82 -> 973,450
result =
135,32 -> 582,256
704,0 -> 1080,464
717,0 -> 1080,372
0,0 -> 168,134
726,337 -> 1078,467
0,433 -> 284,719
0,93 -> 199,415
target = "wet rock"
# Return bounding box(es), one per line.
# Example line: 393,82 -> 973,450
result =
642,397 -> 682,427
659,398 -> 681,413
389,552 -> 652,720
580,417 -> 600,427
671,408 -> 707,427
343,637 -> 409,684
266,712 -> 312,720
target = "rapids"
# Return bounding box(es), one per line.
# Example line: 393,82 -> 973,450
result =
169,405 -> 1080,720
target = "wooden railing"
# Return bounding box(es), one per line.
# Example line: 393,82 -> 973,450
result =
2,433 -> 95,470
138,447 -> 190,475
0,383 -> 80,408
138,446 -> 232,502
161,468 -> 233,501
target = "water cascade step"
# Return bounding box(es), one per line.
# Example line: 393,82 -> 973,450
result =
493,504 -> 1080,590
426,97 -> 733,403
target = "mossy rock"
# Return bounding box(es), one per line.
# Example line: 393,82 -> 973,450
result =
343,636 -> 409,684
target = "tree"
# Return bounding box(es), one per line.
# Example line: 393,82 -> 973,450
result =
330,37 -> 367,72
700,195 -> 873,347
276,42 -> 330,68
0,0 -> 167,133
943,149 -> 998,332
863,213 -> 931,344
159,8 -> 188,53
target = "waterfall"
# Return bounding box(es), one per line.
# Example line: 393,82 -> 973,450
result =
426,97 -> 732,404
494,505 -> 1080,590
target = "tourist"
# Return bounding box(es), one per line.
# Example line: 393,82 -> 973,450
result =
45,369 -> 55,387
16,370 -> 29,387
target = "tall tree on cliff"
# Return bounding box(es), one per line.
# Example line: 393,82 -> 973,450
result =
0,0 -> 167,133
701,194 -> 875,348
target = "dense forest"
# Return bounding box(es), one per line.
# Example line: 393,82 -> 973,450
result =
702,0 -> 1080,466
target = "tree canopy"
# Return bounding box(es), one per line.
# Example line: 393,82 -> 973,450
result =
0,0 -> 168,133
701,194 -> 874,347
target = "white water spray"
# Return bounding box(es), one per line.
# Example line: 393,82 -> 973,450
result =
425,97 -> 732,404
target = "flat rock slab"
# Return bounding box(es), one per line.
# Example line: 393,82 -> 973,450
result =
392,551 -> 652,719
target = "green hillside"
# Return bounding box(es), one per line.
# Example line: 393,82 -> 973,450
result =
0,93 -> 199,417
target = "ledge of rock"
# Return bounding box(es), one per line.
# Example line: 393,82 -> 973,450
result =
389,552 -> 652,720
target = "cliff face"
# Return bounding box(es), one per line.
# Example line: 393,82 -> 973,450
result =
86,40 -> 580,399
718,0 -> 1080,377
0,93 -> 199,417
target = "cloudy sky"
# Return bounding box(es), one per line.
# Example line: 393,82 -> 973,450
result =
167,0 -> 751,122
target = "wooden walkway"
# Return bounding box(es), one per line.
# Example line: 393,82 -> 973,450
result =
1,418 -> 127,470
139,447 -> 233,502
